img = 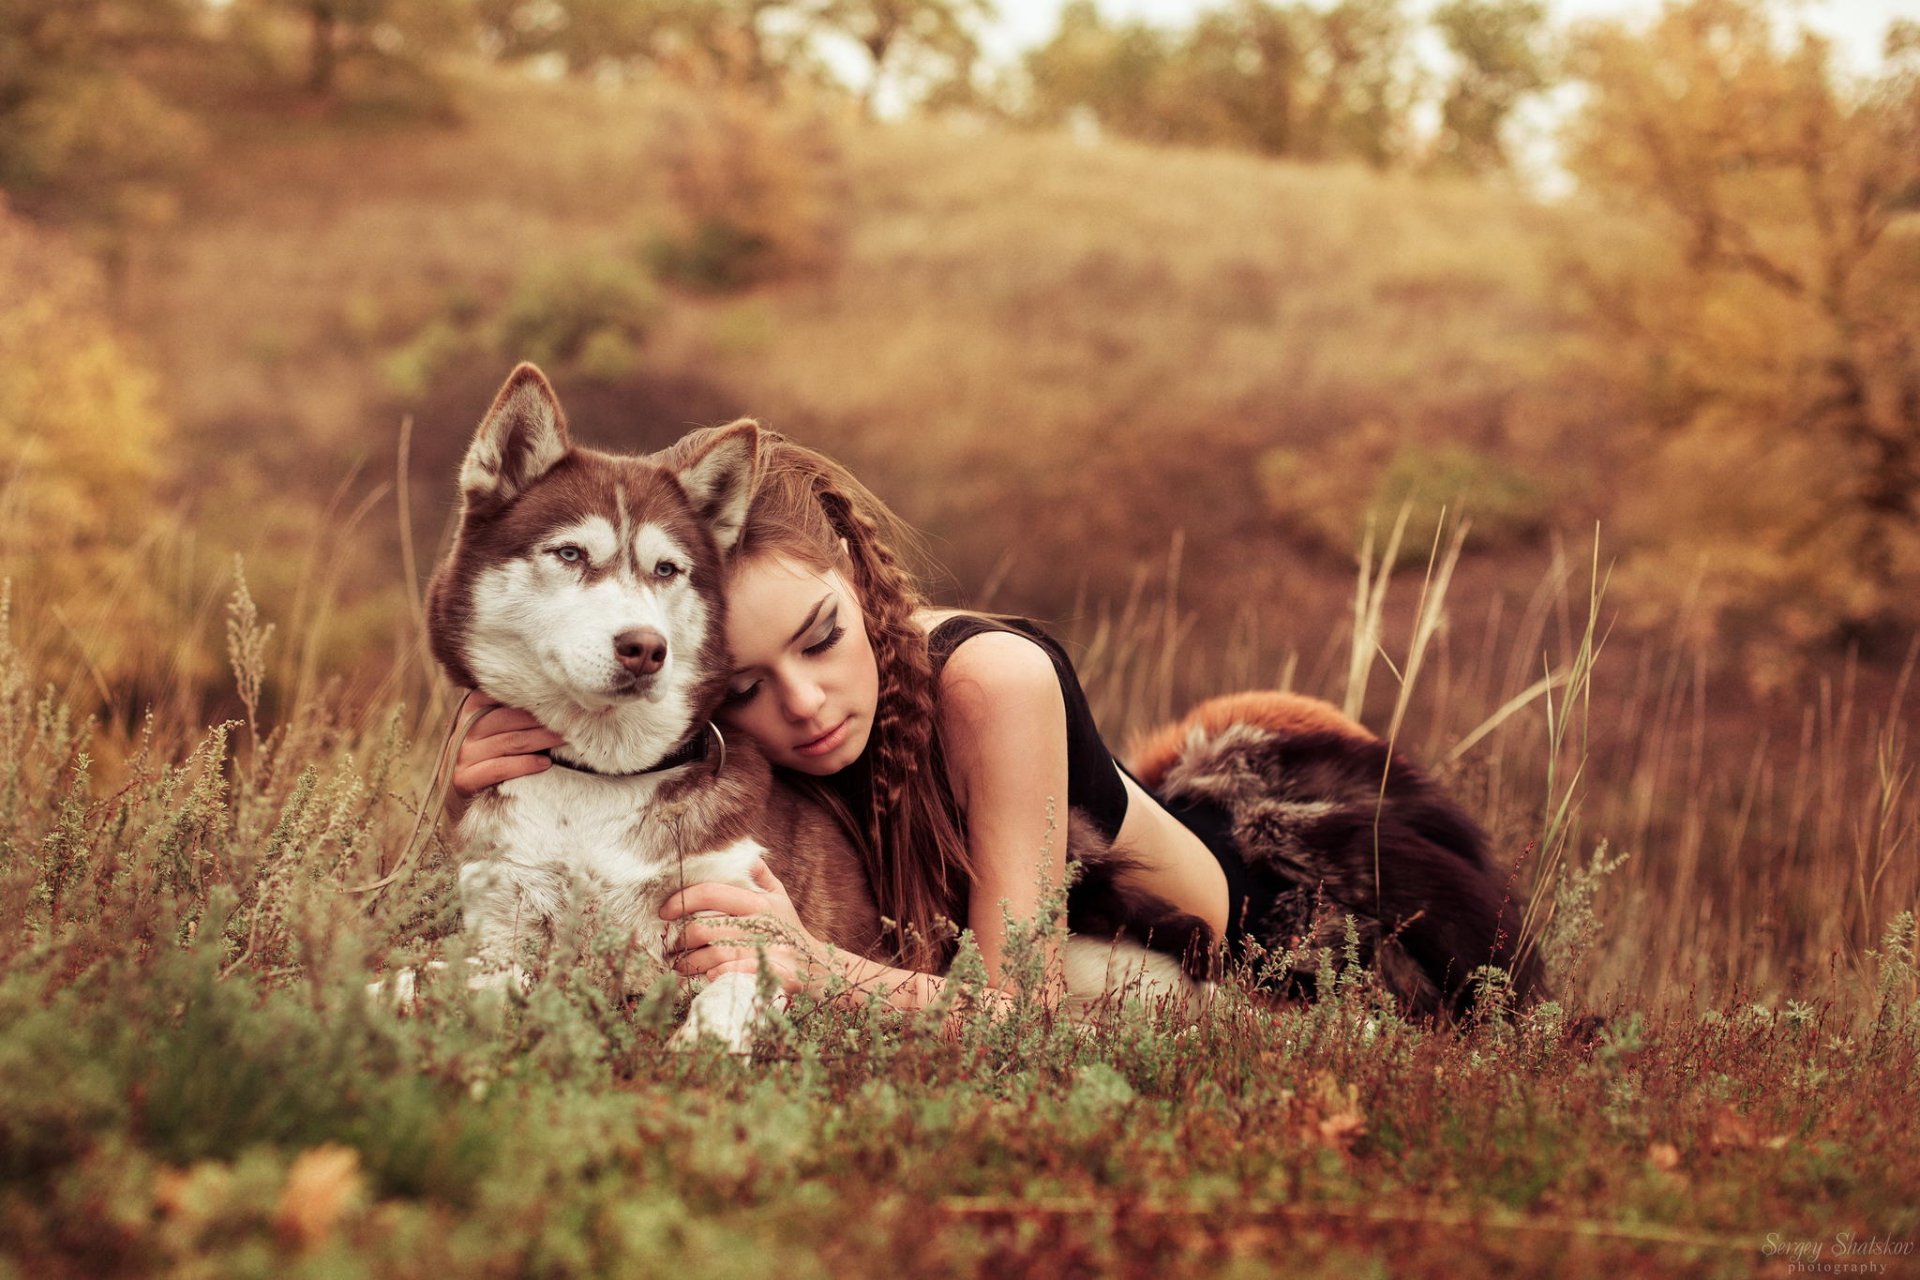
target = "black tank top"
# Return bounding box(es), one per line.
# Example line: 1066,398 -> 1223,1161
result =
928,614 -> 1273,955
925,615 -> 1131,839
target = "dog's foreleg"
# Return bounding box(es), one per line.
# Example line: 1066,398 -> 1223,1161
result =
366,960 -> 477,1013
458,861 -> 542,991
670,970 -> 784,1057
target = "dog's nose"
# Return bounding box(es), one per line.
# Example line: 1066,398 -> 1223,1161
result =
613,628 -> 668,677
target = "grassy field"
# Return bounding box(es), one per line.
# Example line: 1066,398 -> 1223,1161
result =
1,601 -> 1917,1278
6,68 -> 1918,1276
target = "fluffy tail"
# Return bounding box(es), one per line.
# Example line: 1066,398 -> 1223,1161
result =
1127,691 -> 1544,1016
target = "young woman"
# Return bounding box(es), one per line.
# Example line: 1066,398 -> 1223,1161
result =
452,427 -> 1535,1014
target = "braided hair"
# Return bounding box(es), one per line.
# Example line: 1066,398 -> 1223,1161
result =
667,423 -> 971,970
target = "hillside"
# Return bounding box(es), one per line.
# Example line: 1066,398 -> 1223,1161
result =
124,73 -> 1607,697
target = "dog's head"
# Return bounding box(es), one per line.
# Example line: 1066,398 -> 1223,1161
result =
426,364 -> 758,772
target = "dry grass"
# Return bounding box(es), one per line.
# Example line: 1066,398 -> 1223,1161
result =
1,582 -> 1916,1278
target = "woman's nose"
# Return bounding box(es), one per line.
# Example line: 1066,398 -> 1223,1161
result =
780,677 -> 826,722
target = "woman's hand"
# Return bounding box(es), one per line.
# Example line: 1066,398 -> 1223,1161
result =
448,695 -> 567,813
660,861 -> 833,997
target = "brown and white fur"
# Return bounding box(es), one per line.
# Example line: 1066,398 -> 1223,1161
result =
427,364 -> 897,1051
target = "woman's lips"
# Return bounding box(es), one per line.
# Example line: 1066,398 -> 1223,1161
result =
795,716 -> 853,757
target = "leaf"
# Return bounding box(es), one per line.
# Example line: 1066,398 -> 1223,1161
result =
274,1145 -> 366,1251
1708,1104 -> 1786,1151
1297,1070 -> 1368,1154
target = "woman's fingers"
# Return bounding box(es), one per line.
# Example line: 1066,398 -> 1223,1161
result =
660,883 -> 780,921
464,726 -> 567,761
455,751 -> 552,795
672,944 -> 766,977
451,703 -> 565,799
674,917 -> 791,952
704,959 -> 777,982
469,703 -> 554,740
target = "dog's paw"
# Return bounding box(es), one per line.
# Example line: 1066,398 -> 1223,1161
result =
464,960 -> 531,995
365,968 -> 414,1014
366,960 -> 459,1015
670,971 -> 767,1057
667,1015 -> 755,1057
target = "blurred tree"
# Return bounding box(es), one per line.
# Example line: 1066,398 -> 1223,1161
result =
1157,2 -> 1307,154
0,0 -> 208,271
1025,0 -> 1416,166
475,0 -> 672,69
476,0 -> 815,90
1301,0 -> 1416,165
0,199 -> 189,701
802,0 -> 996,116
1430,0 -> 1549,173
1566,0 -> 1920,666
1023,1 -> 1173,139
242,0 -> 476,97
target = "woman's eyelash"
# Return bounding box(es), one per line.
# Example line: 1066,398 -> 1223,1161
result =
803,625 -> 845,657
722,620 -> 841,707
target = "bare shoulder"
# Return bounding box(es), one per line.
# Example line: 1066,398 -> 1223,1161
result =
934,629 -> 1067,813
937,629 -> 1062,723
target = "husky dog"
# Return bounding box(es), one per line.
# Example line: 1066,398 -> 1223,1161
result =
426,364 -> 895,1051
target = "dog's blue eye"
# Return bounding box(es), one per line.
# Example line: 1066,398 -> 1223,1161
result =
653,561 -> 680,580
554,546 -> 584,564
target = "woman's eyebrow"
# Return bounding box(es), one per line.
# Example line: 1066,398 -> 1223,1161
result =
785,596 -> 832,646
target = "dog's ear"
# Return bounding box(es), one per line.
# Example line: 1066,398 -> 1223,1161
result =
676,419 -> 760,555
459,364 -> 570,512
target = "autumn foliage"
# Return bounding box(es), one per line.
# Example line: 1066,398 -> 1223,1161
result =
1565,0 -> 1920,673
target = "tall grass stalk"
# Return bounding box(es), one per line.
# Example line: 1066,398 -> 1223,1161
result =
1517,532 -> 1611,970
1342,506 -> 1411,722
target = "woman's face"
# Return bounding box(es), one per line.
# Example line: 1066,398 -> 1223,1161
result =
717,553 -> 879,776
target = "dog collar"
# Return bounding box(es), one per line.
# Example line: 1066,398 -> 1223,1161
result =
542,721 -> 727,780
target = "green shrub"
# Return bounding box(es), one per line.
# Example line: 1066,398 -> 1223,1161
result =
1258,433 -> 1552,563
381,315 -> 468,400
647,90 -> 846,294
494,254 -> 663,370
646,217 -> 778,294
1373,441 -> 1552,555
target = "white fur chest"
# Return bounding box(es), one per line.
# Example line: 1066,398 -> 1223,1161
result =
456,767 -> 764,963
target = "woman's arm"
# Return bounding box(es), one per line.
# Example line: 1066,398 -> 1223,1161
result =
933,629 -> 1073,996
662,868 -> 1007,1014
668,630 -> 1076,1011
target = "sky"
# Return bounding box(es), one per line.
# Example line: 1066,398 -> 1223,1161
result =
978,0 -> 1920,76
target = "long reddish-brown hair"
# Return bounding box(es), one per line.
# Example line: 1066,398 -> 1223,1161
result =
668,424 -> 971,970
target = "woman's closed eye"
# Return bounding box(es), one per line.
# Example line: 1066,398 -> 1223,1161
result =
723,615 -> 845,707
803,624 -> 845,657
